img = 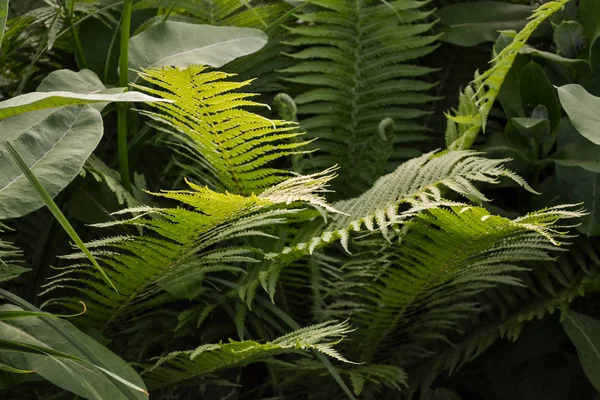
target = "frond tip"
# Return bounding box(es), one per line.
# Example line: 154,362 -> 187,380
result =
143,320 -> 356,389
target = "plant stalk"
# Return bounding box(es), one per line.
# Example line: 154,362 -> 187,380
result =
118,0 -> 133,191
3,142 -> 118,293
63,0 -> 88,69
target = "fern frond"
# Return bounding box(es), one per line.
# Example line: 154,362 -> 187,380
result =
406,237 -> 600,396
41,170 -> 337,331
133,66 -> 311,194
0,223 -> 29,283
142,320 -> 354,389
317,204 -> 583,365
134,0 -> 289,29
283,150 -> 535,255
445,0 -> 568,150
282,0 -> 440,196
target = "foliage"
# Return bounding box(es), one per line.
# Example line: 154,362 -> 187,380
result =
4,0 -> 600,399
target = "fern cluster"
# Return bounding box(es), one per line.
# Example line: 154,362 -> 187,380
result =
282,0 -> 440,197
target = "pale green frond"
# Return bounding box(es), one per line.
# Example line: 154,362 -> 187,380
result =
42,170 -> 337,332
142,320 -> 354,389
133,65 -> 310,195
283,0 -> 439,197
445,0 -> 569,150
282,150 -> 535,255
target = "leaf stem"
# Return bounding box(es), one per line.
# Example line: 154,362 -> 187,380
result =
118,0 -> 133,191
3,142 -> 118,293
64,3 -> 88,69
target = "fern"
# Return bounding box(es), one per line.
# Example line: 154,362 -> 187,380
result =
133,0 -> 289,29
0,223 -> 29,283
240,150 -> 536,306
327,204 -> 582,364
282,0 -> 440,197
282,150 -> 534,255
41,169 -> 338,331
405,237 -> 600,397
445,0 -> 569,150
143,320 -> 354,389
133,66 -> 311,195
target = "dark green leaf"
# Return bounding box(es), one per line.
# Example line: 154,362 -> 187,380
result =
437,2 -> 535,46
557,84 -> 600,144
554,20 -> 587,58
556,165 -> 600,236
519,62 -> 561,130
563,310 -> 600,391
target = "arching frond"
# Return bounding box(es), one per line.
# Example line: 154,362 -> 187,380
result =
329,204 -> 582,364
133,66 -> 311,195
143,320 -> 354,390
406,237 -> 600,397
41,169 -> 337,332
239,150 -> 537,305
283,150 -> 535,255
282,0 -> 440,197
445,0 -> 568,150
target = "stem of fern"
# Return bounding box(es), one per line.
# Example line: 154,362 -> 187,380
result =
117,0 -> 133,192
3,142 -> 118,294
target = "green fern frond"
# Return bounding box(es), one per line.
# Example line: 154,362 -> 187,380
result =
133,66 -> 312,194
445,0 -> 569,150
405,237 -> 600,397
134,0 -> 289,29
282,150 -> 535,255
282,0 -> 440,196
0,223 -> 29,283
41,169 -> 337,331
142,320 -> 354,389
318,204 -> 582,365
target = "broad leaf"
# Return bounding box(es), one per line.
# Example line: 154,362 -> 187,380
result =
554,20 -> 587,58
437,2 -> 535,46
520,62 -> 561,130
556,164 -> 600,236
557,84 -> 600,145
128,22 -> 267,80
0,290 -> 147,400
0,90 -> 169,121
0,105 -> 103,219
580,0 -> 600,61
563,310 -> 600,391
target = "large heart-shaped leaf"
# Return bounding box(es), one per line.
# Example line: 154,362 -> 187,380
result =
437,2 -> 535,46
563,310 -> 600,391
0,290 -> 148,400
0,105 -> 103,219
128,22 -> 267,80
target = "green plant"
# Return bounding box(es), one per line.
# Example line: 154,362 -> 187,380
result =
3,0 -> 600,399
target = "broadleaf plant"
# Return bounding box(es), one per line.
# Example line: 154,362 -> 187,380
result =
3,0 -> 600,399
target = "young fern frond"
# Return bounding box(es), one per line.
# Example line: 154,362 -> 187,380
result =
445,0 -> 569,150
41,169 -> 338,332
133,66 -> 311,195
0,223 -> 29,282
282,0 -> 440,197
143,320 -> 354,390
333,204 -> 583,363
